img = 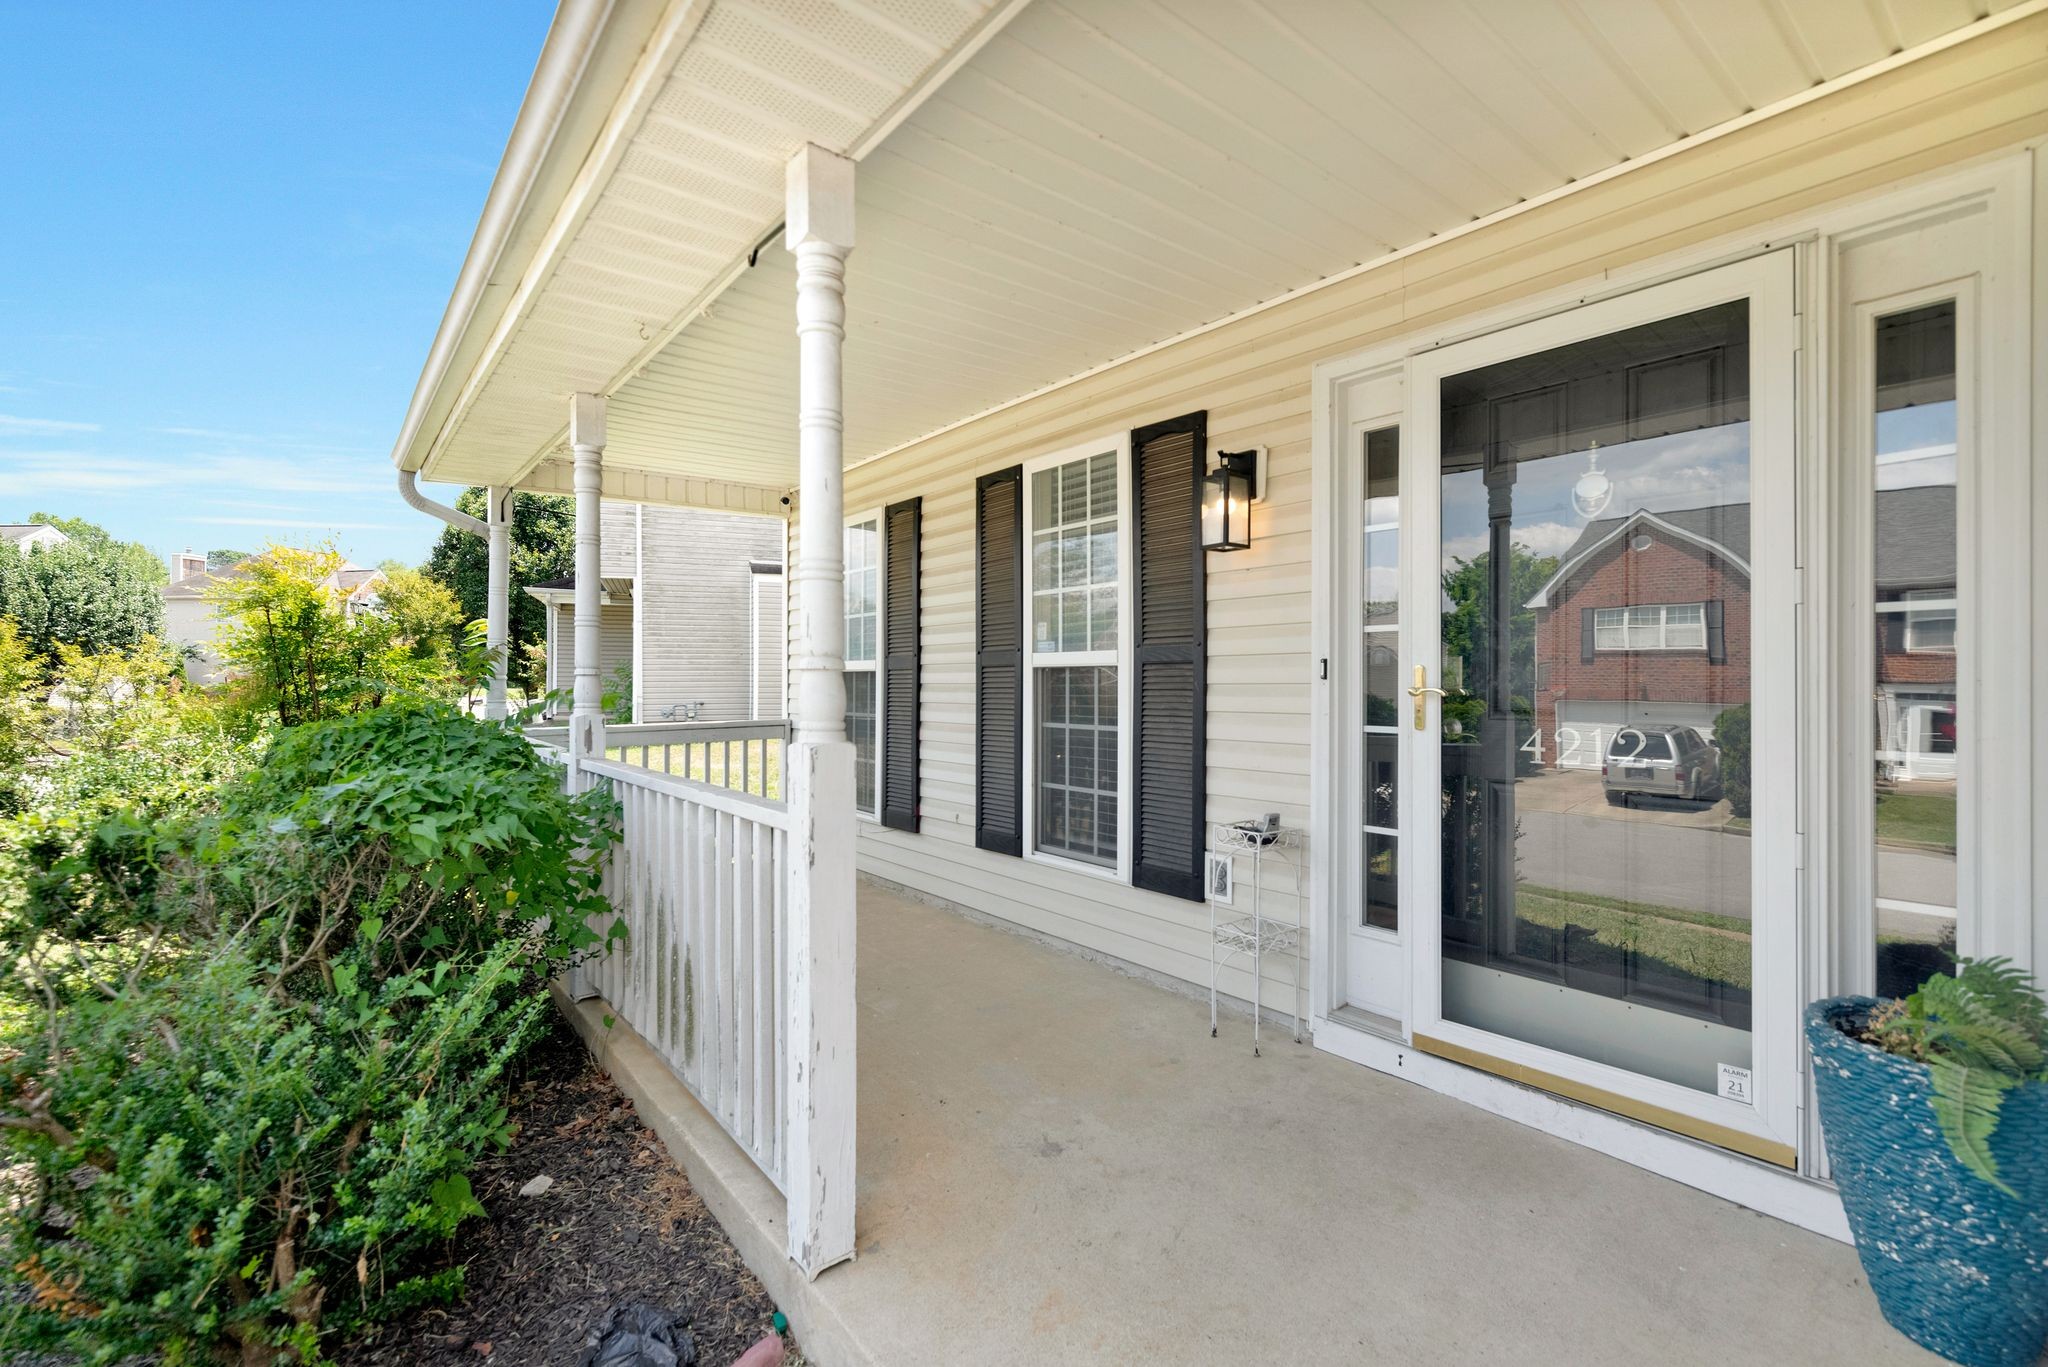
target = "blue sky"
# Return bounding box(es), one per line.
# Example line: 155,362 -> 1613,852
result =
0,3 -> 555,569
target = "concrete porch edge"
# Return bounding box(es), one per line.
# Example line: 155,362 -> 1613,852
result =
549,984 -> 877,1367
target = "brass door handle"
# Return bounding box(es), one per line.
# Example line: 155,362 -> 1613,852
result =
1407,664 -> 1445,730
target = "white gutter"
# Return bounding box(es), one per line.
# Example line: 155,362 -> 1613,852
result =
387,0 -> 618,474
397,468 -> 487,538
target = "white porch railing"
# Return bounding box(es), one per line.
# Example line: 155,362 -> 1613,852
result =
577,755 -> 791,1191
528,719 -> 786,802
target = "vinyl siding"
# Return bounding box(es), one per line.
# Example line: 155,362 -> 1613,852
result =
554,601 -> 633,697
636,506 -> 785,723
811,21 -> 2048,1011
553,502 -> 785,722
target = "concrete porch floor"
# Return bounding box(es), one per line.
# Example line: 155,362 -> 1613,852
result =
565,881 -> 1936,1366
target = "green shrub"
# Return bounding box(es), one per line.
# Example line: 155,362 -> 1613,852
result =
1713,702 -> 1751,818
0,701 -> 619,1363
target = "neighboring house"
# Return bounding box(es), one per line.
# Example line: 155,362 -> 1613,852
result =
1527,505 -> 1752,769
525,501 -> 784,722
161,550 -> 387,683
385,2 -> 2047,1352
1529,490 -> 1956,778
2,523 -> 69,555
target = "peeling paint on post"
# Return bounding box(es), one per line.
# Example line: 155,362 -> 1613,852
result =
783,738 -> 856,1275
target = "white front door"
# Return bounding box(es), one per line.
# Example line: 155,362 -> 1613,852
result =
1333,365 -> 1407,1024
1398,252 -> 1803,1165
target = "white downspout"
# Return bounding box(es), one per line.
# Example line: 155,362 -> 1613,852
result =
397,469 -> 512,718
398,468 -> 487,537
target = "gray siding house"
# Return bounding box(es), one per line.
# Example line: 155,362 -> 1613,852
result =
529,500 -> 783,723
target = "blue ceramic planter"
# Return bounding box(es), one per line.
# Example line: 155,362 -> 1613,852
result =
1807,997 -> 2048,1367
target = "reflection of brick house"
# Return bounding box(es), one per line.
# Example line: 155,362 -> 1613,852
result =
1527,505 -> 1750,769
1528,492 -> 1956,772
1871,485 -> 1957,779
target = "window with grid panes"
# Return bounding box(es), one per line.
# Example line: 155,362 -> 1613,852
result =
844,515 -> 880,817
1029,450 -> 1121,867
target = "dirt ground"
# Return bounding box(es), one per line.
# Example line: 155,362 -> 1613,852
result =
336,1021 -> 794,1367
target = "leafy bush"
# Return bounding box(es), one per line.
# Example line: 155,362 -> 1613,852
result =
1713,702 -> 1751,818
1,701 -> 619,1363
0,637 -> 248,948
3,939 -> 544,1365
0,618 -> 43,813
1867,957 -> 2048,1196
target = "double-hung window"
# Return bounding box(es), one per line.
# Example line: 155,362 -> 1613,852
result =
844,513 -> 881,819
1025,443 -> 1127,870
1593,602 -> 1707,651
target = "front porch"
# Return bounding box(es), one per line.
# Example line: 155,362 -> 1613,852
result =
563,881 -> 1929,1367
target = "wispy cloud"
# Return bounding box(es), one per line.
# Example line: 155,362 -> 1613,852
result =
0,414 -> 100,435
195,516 -> 402,531
0,449 -> 379,498
0,453 -> 164,493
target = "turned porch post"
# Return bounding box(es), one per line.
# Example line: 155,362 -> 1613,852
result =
783,142 -> 857,1278
484,485 -> 514,721
568,394 -> 607,780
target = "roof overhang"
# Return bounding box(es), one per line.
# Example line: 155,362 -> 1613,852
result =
393,0 -> 2044,506
1526,509 -> 1752,610
525,574 -> 636,606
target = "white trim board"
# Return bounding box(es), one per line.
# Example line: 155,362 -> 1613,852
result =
1311,1013 -> 1852,1243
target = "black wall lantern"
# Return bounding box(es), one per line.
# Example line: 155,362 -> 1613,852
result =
1202,449 -> 1258,552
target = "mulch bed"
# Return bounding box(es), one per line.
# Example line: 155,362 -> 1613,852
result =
337,1020 -> 792,1367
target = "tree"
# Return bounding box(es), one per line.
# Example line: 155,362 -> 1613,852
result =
208,549 -> 476,727
207,548 -> 252,572
368,566 -> 465,678
208,546 -> 359,726
423,488 -> 574,698
0,517 -> 166,667
25,511 -> 166,587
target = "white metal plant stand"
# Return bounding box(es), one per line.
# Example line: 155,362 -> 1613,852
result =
1208,821 -> 1306,1055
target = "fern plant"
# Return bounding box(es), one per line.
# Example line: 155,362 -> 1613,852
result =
1867,958 -> 2048,1197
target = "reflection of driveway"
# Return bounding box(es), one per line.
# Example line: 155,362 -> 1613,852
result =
1512,772 -> 1957,917
1517,809 -> 1755,918
1515,768 -> 1735,828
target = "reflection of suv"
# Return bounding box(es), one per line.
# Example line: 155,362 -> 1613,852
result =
1603,724 -> 1723,804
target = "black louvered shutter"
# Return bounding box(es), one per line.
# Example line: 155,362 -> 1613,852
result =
975,468 -> 1023,856
1704,599 -> 1726,664
1581,607 -> 1597,663
1130,412 -> 1208,901
881,498 -> 921,832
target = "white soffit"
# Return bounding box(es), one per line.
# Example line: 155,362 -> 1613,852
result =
439,0 -> 2021,493
425,0 -> 1012,487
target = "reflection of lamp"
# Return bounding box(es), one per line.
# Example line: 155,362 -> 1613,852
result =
1572,440 -> 1614,520
1202,450 -> 1257,551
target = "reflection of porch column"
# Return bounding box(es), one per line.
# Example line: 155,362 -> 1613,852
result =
569,394 -> 607,777
783,142 -> 857,1278
484,485 -> 514,721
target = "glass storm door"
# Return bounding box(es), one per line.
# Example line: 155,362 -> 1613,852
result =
1403,254 -> 1801,1162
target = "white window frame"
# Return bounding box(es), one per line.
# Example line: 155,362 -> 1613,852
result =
1593,602 -> 1707,652
1020,435 -> 1133,883
844,510 -> 883,822
1892,588 -> 1957,654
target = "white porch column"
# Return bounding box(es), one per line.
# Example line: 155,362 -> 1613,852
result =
568,394 -> 607,779
484,485 -> 514,721
782,142 -> 857,1278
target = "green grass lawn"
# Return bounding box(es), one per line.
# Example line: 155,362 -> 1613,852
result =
1515,884 -> 1752,991
1874,790 -> 1955,851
